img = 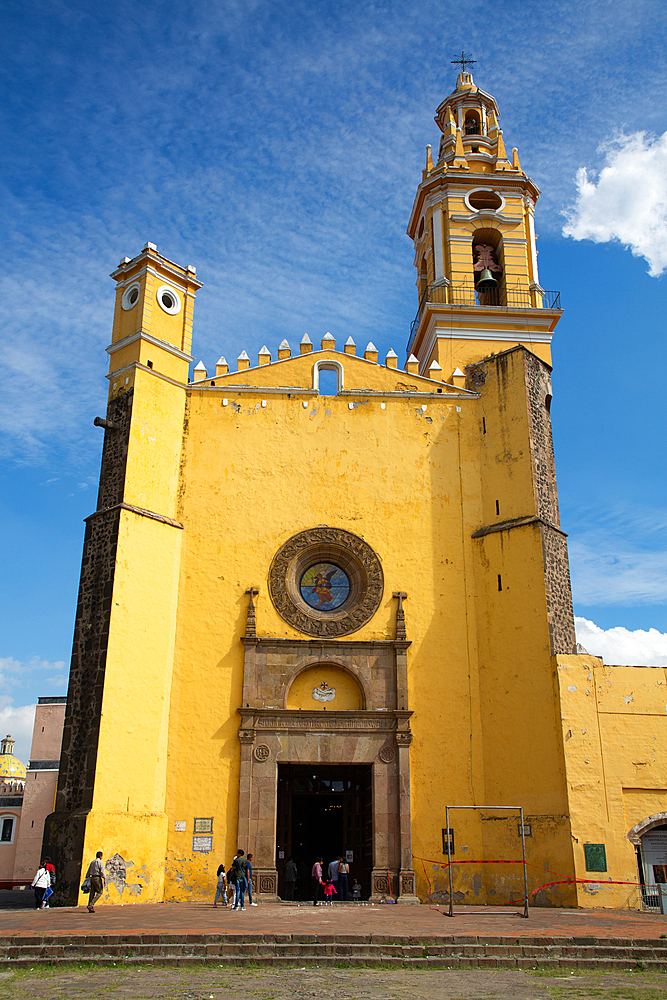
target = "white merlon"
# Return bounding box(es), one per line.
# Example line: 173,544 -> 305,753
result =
143,241 -> 157,251
194,361 -> 207,371
345,336 -> 356,346
119,257 -> 131,265
365,342 -> 377,352
452,367 -> 465,377
186,264 -> 197,273
278,339 -> 290,350
238,350 -> 250,360
259,345 -> 271,355
429,360 -> 442,370
217,356 -> 227,366
407,354 -> 419,364
386,349 -> 398,358
322,332 -> 335,341
301,333 -> 312,344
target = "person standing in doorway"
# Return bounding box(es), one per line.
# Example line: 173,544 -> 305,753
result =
284,856 -> 297,900
338,856 -> 349,901
85,851 -> 106,912
31,860 -> 51,909
327,856 -> 340,898
311,856 -> 324,906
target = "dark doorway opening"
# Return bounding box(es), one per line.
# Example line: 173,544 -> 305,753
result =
276,763 -> 373,900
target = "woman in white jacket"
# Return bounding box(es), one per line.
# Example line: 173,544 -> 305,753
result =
31,861 -> 51,910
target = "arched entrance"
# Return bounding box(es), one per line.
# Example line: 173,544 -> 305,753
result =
628,815 -> 667,905
236,590 -> 418,903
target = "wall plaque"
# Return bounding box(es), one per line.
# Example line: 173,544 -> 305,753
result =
194,816 -> 213,834
174,821 -> 186,832
193,836 -> 213,853
584,843 -> 607,872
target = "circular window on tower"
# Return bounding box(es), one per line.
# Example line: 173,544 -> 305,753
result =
465,189 -> 505,213
269,527 -> 383,637
156,284 -> 182,315
121,282 -> 141,311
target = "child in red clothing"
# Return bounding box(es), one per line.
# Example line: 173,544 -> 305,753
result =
323,879 -> 337,905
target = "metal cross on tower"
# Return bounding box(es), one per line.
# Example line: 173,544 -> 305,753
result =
451,51 -> 476,74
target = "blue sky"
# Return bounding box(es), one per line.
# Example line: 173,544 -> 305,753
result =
1,0 -> 666,760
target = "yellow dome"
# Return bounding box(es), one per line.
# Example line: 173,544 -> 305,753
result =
0,736 -> 26,780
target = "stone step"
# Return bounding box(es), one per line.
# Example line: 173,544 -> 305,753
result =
2,933 -> 667,971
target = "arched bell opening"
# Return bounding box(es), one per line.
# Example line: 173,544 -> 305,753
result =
472,228 -> 505,306
418,255 -> 429,299
464,109 -> 481,136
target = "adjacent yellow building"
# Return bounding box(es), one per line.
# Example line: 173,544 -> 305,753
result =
45,71 -> 667,910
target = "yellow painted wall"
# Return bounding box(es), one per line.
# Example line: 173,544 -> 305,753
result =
79,508 -> 183,905
557,655 -> 667,908
147,343 -> 575,904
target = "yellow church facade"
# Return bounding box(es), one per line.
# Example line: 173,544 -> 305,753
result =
45,72 -> 667,911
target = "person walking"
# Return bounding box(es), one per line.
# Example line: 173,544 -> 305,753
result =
246,853 -> 258,905
43,857 -> 56,907
213,864 -> 227,907
85,851 -> 106,912
31,860 -> 51,910
337,856 -> 350,901
284,856 -> 297,900
230,849 -> 249,911
311,856 -> 324,906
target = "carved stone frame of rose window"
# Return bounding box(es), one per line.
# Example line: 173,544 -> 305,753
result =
237,594 -> 419,904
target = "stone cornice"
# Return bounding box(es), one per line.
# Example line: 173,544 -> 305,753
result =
107,329 -> 194,363
472,515 -> 567,539
85,501 -> 183,530
241,636 -> 411,650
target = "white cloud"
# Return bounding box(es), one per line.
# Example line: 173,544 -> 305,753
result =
567,503 -> 667,607
575,617 -> 667,668
562,131 -> 667,276
0,705 -> 36,766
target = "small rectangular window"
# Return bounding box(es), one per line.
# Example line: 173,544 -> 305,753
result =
442,828 -> 455,855
1,818 -> 13,842
482,417 -> 486,434
495,500 -> 500,515
497,574 -> 503,592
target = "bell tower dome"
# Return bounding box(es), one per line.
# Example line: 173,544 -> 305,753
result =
406,70 -> 562,382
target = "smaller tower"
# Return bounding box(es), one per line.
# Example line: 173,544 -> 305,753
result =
407,71 -> 561,384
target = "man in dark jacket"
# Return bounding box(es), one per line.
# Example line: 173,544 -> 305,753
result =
230,849 -> 249,910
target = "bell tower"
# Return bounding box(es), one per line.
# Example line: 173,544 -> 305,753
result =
406,70 -> 562,382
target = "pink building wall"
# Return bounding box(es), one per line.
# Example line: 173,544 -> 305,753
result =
13,698 -> 66,882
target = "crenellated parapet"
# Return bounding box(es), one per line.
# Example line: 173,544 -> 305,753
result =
187,335 -> 476,395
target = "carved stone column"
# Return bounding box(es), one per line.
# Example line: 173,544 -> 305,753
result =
236,727 -> 255,852
396,730 -> 420,903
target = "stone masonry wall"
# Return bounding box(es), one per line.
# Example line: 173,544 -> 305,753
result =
523,351 -> 559,526
541,525 -> 576,655
43,389 -> 133,904
522,352 -> 576,654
